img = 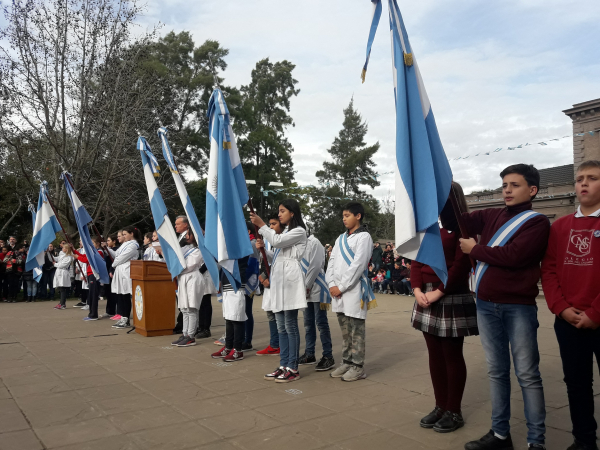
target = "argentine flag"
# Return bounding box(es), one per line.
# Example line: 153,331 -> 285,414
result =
26,182 -> 62,272
158,126 -> 220,287
205,88 -> 253,288
362,0 -> 453,284
137,136 -> 186,279
27,204 -> 43,282
61,172 -> 110,284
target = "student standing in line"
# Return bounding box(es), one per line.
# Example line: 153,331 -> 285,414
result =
242,223 -> 261,351
460,164 -> 549,450
104,234 -> 119,319
53,242 -> 74,310
106,226 -> 140,329
41,244 -> 57,300
412,182 -> 478,433
250,199 -> 308,383
326,202 -> 375,382
541,160 -> 600,450
72,236 -> 105,321
298,231 -> 335,372
256,213 -> 283,356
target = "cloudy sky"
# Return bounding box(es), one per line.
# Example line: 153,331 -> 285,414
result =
142,0 -> 600,197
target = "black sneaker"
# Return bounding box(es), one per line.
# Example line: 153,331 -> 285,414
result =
264,366 -> 285,381
194,329 -> 211,339
315,356 -> 335,371
113,319 -> 130,330
241,342 -> 254,351
73,301 -> 85,308
177,336 -> 197,347
567,440 -> 598,450
420,406 -> 445,428
298,353 -> 317,365
433,411 -> 464,433
528,445 -> 546,450
172,335 -> 187,346
465,430 -> 514,450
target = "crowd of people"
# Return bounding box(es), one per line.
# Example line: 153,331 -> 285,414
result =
1,160 -> 600,450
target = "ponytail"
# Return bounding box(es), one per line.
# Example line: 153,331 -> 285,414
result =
123,225 -> 142,243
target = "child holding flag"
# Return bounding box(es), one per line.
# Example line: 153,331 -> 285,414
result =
326,202 -> 375,382
53,242 -> 75,310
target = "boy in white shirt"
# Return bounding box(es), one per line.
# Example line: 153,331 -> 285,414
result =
326,202 -> 376,382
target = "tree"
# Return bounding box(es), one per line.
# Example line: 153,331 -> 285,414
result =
235,58 -> 299,214
0,0 -> 170,236
310,99 -> 382,244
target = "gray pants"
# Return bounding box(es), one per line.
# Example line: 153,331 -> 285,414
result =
181,307 -> 198,337
337,313 -> 366,367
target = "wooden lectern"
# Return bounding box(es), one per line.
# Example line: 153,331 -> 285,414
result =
130,260 -> 177,337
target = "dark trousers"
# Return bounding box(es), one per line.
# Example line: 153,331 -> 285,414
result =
555,316 -> 600,445
225,319 -> 244,352
423,332 -> 466,414
59,287 -> 68,306
6,273 -> 20,299
87,275 -> 99,319
74,280 -> 82,298
245,295 -> 254,344
106,290 -> 117,316
40,269 -> 56,299
81,286 -> 89,305
116,293 -> 132,320
198,294 -> 213,331
0,274 -> 6,299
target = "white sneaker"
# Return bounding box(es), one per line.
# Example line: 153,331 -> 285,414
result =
81,305 -> 90,310
342,365 -> 366,382
330,363 -> 352,378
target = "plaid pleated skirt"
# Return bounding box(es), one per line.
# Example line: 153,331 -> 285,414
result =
411,283 -> 479,337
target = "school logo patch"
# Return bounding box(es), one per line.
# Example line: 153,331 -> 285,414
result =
567,229 -> 594,257
594,230 -> 600,238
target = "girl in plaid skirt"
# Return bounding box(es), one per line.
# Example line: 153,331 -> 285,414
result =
410,182 -> 478,434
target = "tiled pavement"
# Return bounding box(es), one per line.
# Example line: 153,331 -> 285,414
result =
0,294 -> 586,450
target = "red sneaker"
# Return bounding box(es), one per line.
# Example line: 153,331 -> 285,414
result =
211,346 -> 230,359
256,345 -> 280,356
275,368 -> 300,383
110,314 -> 122,321
264,366 -> 285,381
224,349 -> 244,362
54,303 -> 62,309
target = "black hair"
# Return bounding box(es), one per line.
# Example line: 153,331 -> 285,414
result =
343,202 -> 365,223
144,232 -> 153,241
278,199 -> 306,230
267,211 -> 280,222
440,182 -> 469,233
499,164 -> 540,199
122,225 -> 142,243
107,233 -> 117,242
246,222 -> 255,234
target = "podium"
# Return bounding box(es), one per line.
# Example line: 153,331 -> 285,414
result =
130,260 -> 177,337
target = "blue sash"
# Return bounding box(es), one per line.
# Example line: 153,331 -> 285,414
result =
474,210 -> 543,296
337,232 -> 377,310
300,258 -> 332,305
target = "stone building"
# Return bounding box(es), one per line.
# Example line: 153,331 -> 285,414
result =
465,98 -> 600,222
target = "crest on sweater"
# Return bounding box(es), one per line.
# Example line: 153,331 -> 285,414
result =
567,229 -> 594,257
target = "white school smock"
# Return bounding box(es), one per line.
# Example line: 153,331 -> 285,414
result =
258,225 -> 307,313
222,290 -> 247,322
261,248 -> 275,311
177,244 -> 204,310
143,246 -> 162,261
110,240 -> 139,295
326,230 -> 373,320
303,235 -> 326,303
77,248 -> 88,289
54,251 -> 74,288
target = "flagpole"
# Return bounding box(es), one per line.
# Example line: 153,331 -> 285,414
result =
63,172 -> 114,262
449,184 -> 476,271
247,198 -> 271,278
43,186 -> 89,283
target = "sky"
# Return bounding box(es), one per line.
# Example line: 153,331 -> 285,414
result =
143,0 -> 599,198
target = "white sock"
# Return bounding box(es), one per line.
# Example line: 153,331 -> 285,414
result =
494,432 -> 507,440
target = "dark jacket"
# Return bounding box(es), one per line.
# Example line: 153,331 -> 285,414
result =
371,245 -> 383,265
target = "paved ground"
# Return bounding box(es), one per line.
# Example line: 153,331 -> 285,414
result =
0,294 -> 586,450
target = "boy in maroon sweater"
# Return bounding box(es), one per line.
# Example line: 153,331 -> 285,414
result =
460,164 -> 550,450
541,160 -> 600,450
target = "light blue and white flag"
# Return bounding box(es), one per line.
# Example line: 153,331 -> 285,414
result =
362,0 -> 453,284
60,172 -> 109,284
26,182 -> 62,272
158,126 -> 220,287
137,136 -> 186,279
27,204 -> 43,282
205,88 -> 253,289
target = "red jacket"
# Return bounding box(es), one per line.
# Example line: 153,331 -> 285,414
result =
541,211 -> 600,323
73,248 -> 105,277
465,201 -> 550,305
411,227 -> 471,295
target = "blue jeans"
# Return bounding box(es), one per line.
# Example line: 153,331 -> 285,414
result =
266,311 -> 279,349
303,302 -> 333,358
275,309 -> 300,370
244,295 -> 254,344
477,299 -> 546,444
26,280 -> 38,297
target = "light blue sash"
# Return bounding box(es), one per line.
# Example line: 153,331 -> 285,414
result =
336,232 -> 376,309
301,258 -> 332,305
474,210 -> 543,296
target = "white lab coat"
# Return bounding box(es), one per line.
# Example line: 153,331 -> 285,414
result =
76,248 -> 88,289
177,245 -> 204,310
222,290 -> 247,321
303,235 -> 326,303
258,225 -> 307,313
261,248 -> 275,311
54,251 -> 74,288
143,246 -> 162,261
326,230 -> 373,320
109,240 -> 139,295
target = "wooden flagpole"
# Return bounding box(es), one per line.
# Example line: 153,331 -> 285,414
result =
449,183 -> 477,271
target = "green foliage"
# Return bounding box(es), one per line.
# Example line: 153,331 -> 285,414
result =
186,178 -> 208,227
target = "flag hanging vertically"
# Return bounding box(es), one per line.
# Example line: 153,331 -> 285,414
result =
205,88 -> 253,289
158,126 -> 220,288
26,182 -> 62,272
361,0 -> 453,284
137,136 -> 186,279
27,203 -> 43,283
60,173 -> 110,284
